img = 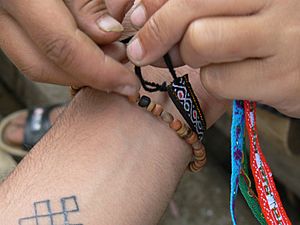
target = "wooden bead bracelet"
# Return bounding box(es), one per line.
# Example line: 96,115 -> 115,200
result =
129,93 -> 207,172
71,87 -> 206,172
71,49 -> 207,172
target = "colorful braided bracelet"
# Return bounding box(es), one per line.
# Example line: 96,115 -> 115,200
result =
230,100 -> 291,224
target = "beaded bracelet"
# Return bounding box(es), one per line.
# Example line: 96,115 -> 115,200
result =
71,38 -> 207,172
128,93 -> 206,172
71,86 -> 207,172
71,86 -> 206,172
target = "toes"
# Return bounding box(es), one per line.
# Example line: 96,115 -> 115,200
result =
2,106 -> 65,147
12,112 -> 27,126
65,0 -> 128,45
2,112 -> 27,146
3,123 -> 24,146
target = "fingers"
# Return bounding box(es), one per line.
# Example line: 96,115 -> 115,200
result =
202,58 -> 300,117
65,0 -> 122,45
1,0 -> 140,95
101,42 -> 128,63
105,0 -> 134,20
127,0 -> 268,66
65,0 -> 132,45
180,16 -> 276,68
151,45 -> 184,68
0,11 -> 79,86
200,59 -> 276,103
130,0 -> 167,28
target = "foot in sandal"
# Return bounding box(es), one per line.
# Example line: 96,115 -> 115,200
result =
0,105 -> 65,157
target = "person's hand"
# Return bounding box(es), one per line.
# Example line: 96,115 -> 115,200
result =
127,0 -> 300,118
0,0 -> 140,96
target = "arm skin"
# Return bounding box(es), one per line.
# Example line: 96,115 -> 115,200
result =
0,66 -> 225,225
0,88 -> 190,225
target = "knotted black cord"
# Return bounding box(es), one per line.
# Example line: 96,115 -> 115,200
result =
134,66 -> 167,92
121,36 -> 177,93
163,54 -> 177,80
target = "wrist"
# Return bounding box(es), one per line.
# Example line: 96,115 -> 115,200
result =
0,88 -> 194,225
69,87 -> 192,168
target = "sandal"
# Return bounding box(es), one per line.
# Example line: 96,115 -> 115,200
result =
0,104 -> 63,157
0,150 -> 16,182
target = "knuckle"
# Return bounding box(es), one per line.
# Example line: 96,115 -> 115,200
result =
42,34 -> 77,68
177,0 -> 198,9
18,64 -> 44,82
191,21 -> 214,55
182,21 -> 213,67
143,0 -> 167,14
145,15 -> 168,46
200,66 -> 224,98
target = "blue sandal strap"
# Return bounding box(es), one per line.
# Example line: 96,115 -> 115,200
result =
23,104 -> 61,150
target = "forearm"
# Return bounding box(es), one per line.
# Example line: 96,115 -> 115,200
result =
0,88 -> 191,225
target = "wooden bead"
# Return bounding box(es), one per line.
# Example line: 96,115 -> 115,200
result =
192,141 -> 204,150
177,124 -> 188,137
128,92 -> 207,173
147,102 -> 155,112
189,163 -> 197,172
161,111 -> 174,123
152,104 -> 163,116
138,95 -> 151,107
186,132 -> 198,144
194,158 -> 207,168
170,119 -> 182,131
195,154 -> 206,161
180,126 -> 191,138
189,162 -> 202,172
193,148 -> 206,159
128,93 -> 140,103
185,129 -> 193,139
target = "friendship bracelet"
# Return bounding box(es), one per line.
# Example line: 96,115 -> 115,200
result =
230,100 -> 291,224
128,94 -> 206,172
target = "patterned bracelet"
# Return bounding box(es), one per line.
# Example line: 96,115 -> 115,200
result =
128,93 -> 206,172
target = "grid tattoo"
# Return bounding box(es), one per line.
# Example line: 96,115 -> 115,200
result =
18,195 -> 83,225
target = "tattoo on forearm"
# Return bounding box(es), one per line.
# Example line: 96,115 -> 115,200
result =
18,195 -> 82,225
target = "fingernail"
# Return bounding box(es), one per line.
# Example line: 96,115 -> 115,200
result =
113,85 -> 139,96
130,3 -> 147,27
127,38 -> 144,62
97,14 -> 124,32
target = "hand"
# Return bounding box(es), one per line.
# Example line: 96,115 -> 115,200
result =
0,0 -> 140,96
127,0 -> 300,118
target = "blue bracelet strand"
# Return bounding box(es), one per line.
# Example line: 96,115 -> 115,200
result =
230,100 -> 245,224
